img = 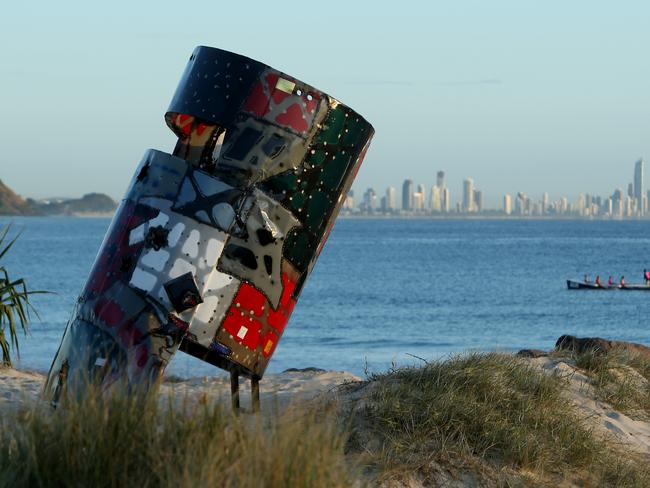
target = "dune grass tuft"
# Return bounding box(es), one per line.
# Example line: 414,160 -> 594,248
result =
0,385 -> 357,488
346,352 -> 650,486
3,352 -> 650,487
574,347 -> 650,420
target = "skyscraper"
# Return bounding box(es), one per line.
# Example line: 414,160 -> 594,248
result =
386,187 -> 397,211
343,190 -> 354,210
516,192 -> 530,215
416,184 -> 426,208
612,188 -> 624,218
473,189 -> 483,213
363,188 -> 377,211
413,192 -> 424,211
462,178 -> 475,213
634,158 -> 645,216
503,194 -> 512,215
436,171 -> 445,188
577,194 -> 586,215
560,197 -> 569,214
402,179 -> 414,211
430,186 -> 441,212
441,187 -> 450,213
542,192 -> 549,215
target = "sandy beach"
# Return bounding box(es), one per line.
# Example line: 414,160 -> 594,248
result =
0,367 -> 362,413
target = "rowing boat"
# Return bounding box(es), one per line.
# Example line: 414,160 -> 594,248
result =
566,280 -> 650,291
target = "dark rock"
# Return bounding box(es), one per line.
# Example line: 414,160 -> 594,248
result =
555,335 -> 650,360
517,349 -> 548,358
282,367 -> 326,373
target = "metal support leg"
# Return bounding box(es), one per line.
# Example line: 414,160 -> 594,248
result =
230,371 -> 240,413
251,377 -> 260,413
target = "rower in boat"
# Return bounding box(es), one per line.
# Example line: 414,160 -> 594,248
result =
584,274 -> 590,284
644,269 -> 650,285
595,275 -> 602,287
608,276 -> 615,286
567,276 -> 650,290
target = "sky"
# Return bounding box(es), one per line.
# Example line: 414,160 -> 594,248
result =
1,0 -> 649,207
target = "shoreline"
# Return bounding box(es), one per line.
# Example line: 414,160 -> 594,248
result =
3,213 -> 650,222
339,213 -> 650,221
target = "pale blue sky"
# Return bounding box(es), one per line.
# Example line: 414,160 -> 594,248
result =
2,1 -> 649,207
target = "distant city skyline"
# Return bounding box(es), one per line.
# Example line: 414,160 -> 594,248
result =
2,2 -> 650,201
348,158 -> 648,218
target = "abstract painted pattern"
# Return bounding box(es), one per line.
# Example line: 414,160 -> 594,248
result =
45,46 -> 373,400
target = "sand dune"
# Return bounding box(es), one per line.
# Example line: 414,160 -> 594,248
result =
529,355 -> 650,454
4,352 -> 650,487
4,353 -> 650,456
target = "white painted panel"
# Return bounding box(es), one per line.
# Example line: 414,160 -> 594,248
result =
140,249 -> 170,272
130,268 -> 157,292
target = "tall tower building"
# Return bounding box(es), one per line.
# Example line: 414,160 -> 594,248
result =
436,171 -> 445,188
634,158 -> 645,216
363,188 -> 377,211
344,190 -> 354,210
516,192 -> 529,215
402,179 -> 414,211
386,187 -> 397,211
577,194 -> 586,216
416,184 -> 426,208
413,192 -> 424,211
560,197 -> 569,214
429,186 -> 441,212
462,178 -> 475,213
503,194 -> 512,215
380,195 -> 387,212
473,189 -> 483,213
626,195 -> 634,217
542,192 -> 549,215
441,187 -> 450,213
612,188 -> 624,218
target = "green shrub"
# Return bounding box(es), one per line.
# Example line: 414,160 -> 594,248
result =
0,225 -> 41,367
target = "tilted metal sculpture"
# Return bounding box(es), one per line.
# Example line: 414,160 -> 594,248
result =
45,46 -> 374,408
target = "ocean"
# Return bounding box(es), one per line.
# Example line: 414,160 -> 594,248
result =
1,216 -> 649,378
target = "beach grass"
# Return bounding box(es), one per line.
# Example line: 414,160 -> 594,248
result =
3,352 -> 650,487
0,384 -> 357,488
574,347 -> 650,421
346,352 -> 650,486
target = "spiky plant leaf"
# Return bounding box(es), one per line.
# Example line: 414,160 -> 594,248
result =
0,225 -> 45,367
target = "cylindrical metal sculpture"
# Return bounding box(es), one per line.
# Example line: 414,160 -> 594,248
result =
45,46 -> 374,402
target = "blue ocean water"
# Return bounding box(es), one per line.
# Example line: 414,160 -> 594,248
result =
1,216 -> 649,378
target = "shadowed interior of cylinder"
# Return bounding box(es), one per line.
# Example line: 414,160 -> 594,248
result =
166,112 -> 226,172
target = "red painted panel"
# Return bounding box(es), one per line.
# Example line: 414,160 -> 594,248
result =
222,309 -> 262,350
276,104 -> 308,133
